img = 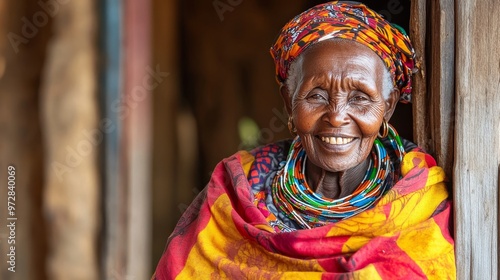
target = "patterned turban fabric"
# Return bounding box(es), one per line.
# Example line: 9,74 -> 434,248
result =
270,1 -> 416,103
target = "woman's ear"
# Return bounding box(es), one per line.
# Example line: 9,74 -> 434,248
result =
384,88 -> 400,121
280,84 -> 293,116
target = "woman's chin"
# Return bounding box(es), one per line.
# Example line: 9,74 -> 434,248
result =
305,155 -> 357,173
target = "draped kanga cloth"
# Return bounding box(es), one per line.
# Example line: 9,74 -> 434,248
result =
153,143 -> 456,279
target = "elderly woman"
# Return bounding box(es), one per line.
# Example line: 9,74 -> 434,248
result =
153,1 -> 456,279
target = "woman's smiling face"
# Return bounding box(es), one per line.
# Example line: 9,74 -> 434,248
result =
282,39 -> 399,172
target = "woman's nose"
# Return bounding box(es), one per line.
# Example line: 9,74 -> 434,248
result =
322,106 -> 350,127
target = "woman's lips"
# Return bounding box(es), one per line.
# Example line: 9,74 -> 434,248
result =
320,136 -> 354,145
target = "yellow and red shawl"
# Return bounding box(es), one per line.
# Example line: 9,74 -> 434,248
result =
153,148 -> 455,279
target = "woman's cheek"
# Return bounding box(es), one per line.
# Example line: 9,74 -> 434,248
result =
294,108 -> 321,133
358,116 -> 381,136
351,107 -> 385,136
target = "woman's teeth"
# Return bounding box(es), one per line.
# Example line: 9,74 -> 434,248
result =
320,137 -> 353,145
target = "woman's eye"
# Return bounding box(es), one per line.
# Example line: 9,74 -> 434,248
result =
306,90 -> 327,101
310,94 -> 326,100
349,94 -> 369,102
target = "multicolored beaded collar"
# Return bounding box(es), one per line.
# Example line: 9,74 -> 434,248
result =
271,125 -> 405,229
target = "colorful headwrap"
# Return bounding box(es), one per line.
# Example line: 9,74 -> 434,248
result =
270,1 -> 416,103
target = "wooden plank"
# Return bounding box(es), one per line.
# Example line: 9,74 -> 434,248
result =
0,2 -> 50,279
429,0 -> 455,177
101,0 -> 127,279
409,0 -> 430,151
40,0 -> 100,278
454,0 -> 500,279
151,0 -> 181,271
123,0 -> 152,279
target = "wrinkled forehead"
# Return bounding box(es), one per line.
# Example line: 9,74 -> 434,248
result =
300,39 -> 388,69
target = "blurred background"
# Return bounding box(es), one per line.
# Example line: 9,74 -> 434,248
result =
0,0 -> 411,279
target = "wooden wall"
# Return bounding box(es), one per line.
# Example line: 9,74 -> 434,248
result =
1,0 -> 154,278
0,1 -> 51,279
151,0 -> 183,271
454,0 -> 500,278
40,0 -> 100,279
410,0 -> 500,277
123,0 -> 153,278
102,0 -> 153,278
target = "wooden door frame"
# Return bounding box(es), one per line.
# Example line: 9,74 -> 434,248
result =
411,0 -> 499,279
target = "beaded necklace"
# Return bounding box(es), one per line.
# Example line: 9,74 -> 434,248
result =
271,125 -> 405,229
